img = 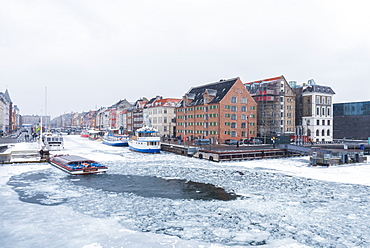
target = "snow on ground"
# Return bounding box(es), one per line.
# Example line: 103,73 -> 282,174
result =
1,135 -> 370,247
224,155 -> 370,187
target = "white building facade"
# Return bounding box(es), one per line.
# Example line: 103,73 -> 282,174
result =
143,98 -> 180,138
292,79 -> 335,143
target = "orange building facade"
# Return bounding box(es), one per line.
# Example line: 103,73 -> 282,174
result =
176,77 -> 257,144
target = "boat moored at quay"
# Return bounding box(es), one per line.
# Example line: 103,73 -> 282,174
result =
128,126 -> 161,153
49,154 -> 108,175
80,129 -> 89,138
87,129 -> 105,140
42,132 -> 64,151
102,129 -> 129,146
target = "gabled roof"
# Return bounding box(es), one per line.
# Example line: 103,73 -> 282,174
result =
180,77 -> 239,107
4,89 -> 12,102
302,85 -> 335,94
244,75 -> 293,95
146,98 -> 181,108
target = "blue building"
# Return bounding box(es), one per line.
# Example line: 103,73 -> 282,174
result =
333,101 -> 370,140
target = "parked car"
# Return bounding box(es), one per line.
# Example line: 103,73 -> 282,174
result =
194,139 -> 210,145
240,138 -> 263,144
249,138 -> 263,144
225,139 -> 239,145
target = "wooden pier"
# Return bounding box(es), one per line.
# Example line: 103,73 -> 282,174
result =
161,143 -> 303,162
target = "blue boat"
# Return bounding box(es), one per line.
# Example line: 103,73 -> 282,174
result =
102,129 -> 129,147
128,126 -> 161,153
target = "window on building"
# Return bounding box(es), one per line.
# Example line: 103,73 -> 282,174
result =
231,131 -> 236,137
231,97 -> 237,103
327,107 -> 331,116
241,106 -> 246,112
241,97 -> 247,103
241,114 -> 246,120
231,123 -> 236,128
322,129 -> 325,136
231,106 -> 237,112
231,114 -> 237,120
317,107 -> 320,116
316,130 -> 319,136
327,129 -> 330,136
241,123 -> 246,128
241,131 -> 246,137
328,120 -> 331,125
322,120 -> 325,125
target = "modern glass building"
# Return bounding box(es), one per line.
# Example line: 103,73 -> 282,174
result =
333,101 -> 370,140
334,101 -> 370,116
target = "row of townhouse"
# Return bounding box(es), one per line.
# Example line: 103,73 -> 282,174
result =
51,75 -> 335,144
0,89 -> 21,134
51,97 -> 181,138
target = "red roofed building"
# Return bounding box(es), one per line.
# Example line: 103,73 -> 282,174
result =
143,96 -> 181,138
245,75 -> 296,139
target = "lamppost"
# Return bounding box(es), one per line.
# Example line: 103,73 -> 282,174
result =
247,115 -> 250,140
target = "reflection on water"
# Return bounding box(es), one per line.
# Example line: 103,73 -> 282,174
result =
69,174 -> 238,201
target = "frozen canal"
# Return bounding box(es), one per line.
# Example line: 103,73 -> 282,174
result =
1,135 -> 370,247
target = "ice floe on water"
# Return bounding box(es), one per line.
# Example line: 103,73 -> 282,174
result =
1,135 -> 370,247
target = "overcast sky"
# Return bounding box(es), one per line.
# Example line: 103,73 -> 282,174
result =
1,0 -> 370,118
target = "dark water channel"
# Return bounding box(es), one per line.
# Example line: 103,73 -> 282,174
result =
68,173 -> 238,201
7,171 -> 237,206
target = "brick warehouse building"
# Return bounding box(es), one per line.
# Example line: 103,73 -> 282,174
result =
176,77 -> 257,144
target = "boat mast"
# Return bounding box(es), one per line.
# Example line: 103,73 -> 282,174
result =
40,108 -> 43,149
45,87 -> 48,131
